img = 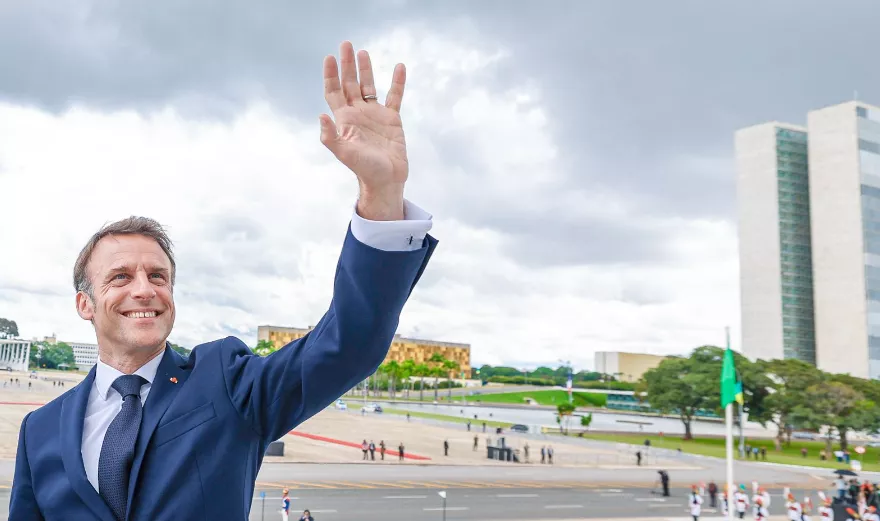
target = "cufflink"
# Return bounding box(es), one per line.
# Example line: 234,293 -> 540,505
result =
170,377 -> 178,384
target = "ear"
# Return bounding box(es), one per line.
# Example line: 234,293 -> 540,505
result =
76,291 -> 95,321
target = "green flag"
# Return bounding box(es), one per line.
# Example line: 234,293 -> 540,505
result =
721,347 -> 743,407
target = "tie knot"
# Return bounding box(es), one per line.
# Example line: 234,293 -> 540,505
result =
111,374 -> 147,399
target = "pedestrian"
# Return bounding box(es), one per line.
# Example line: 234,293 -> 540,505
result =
482,422 -> 486,432
735,485 -> 750,519
755,496 -> 769,521
406,413 -> 410,422
467,420 -> 471,431
636,450 -> 642,466
473,435 -> 478,451
398,442 -> 405,461
379,440 -> 386,460
761,447 -> 767,460
280,488 -> 291,521
298,509 -> 314,521
369,440 -> 376,460
708,482 -> 718,508
547,446 -> 553,464
690,485 -> 703,521
524,443 -> 530,462
444,439 -> 449,456
541,446 -> 546,464
659,470 -> 670,497
361,440 -> 368,460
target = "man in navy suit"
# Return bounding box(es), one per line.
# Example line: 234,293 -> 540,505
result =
9,40 -> 437,521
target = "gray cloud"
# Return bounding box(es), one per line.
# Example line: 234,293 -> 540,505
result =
2,0 -> 879,273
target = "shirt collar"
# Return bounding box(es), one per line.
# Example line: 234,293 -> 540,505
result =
95,348 -> 165,400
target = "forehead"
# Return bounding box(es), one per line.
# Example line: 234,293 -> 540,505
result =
89,234 -> 171,274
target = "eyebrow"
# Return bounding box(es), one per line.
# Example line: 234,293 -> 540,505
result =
105,265 -> 171,279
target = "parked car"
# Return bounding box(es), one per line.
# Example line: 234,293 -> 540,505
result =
510,424 -> 529,433
335,400 -> 347,410
361,403 -> 383,413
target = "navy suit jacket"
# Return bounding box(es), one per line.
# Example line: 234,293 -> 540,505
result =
9,227 -> 436,520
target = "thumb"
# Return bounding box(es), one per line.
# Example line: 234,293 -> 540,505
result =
319,114 -> 341,154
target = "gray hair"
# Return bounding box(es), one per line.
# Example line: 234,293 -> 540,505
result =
73,216 -> 176,299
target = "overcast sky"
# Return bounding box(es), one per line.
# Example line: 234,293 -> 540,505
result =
1,1 -> 879,370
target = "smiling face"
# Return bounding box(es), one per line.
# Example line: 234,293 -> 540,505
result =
76,234 -> 175,357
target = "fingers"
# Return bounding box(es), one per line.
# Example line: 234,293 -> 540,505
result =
319,114 -> 341,154
357,50 -> 378,103
385,63 -> 406,112
339,41 -> 362,104
323,56 -> 346,111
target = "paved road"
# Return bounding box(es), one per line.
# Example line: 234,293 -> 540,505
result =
0,485 -> 832,520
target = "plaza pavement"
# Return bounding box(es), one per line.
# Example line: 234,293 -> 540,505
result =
0,369 -> 688,470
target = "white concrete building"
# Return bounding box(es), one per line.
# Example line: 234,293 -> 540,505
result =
0,339 -> 32,372
808,101 -> 880,378
67,342 -> 99,370
735,122 -> 816,364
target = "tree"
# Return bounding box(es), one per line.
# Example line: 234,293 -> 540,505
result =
30,341 -> 76,370
384,360 -> 401,399
580,413 -> 593,428
557,403 -> 576,434
0,318 -> 19,339
414,363 -> 429,401
443,358 -> 460,400
639,351 -> 718,440
253,339 -> 278,357
752,358 -> 824,445
791,381 -> 864,453
168,342 -> 191,358
428,353 -> 446,401
400,359 -> 415,399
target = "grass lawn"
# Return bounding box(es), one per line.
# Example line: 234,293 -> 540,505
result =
448,390 -> 606,408
382,407 -> 514,429
579,431 -> 877,471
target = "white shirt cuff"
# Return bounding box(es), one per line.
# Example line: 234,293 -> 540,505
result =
350,199 -> 433,252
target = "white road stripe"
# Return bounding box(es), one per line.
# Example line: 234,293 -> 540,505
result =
497,493 -> 539,498
384,495 -> 428,499
544,505 -> 584,509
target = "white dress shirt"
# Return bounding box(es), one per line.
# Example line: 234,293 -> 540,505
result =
81,199 -> 433,492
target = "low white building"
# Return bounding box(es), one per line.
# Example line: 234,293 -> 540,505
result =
0,339 -> 31,372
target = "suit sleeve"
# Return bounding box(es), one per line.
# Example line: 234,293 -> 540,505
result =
9,412 -> 44,520
221,226 -> 437,441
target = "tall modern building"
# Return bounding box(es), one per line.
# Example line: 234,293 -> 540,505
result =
736,122 -> 816,364
808,101 -> 880,378
737,100 -> 880,379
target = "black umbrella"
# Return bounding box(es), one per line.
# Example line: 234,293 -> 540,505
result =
835,470 -> 858,476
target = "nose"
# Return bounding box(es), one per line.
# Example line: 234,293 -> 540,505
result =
130,270 -> 157,300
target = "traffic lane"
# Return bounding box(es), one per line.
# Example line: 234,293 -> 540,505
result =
253,461 -> 823,487
246,486 -> 826,521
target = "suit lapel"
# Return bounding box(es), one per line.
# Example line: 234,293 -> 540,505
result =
60,367 -> 118,521
126,346 -> 188,517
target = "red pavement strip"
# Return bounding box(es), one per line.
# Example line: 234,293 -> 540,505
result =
0,402 -> 432,461
289,431 -> 431,461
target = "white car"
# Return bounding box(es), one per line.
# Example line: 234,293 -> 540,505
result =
335,400 -> 347,410
361,403 -> 382,413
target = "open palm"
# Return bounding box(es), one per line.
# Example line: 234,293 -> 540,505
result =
320,42 -> 409,191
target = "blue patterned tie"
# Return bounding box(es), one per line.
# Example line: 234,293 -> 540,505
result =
98,374 -> 147,521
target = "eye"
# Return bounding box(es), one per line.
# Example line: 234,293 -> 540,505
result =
113,273 -> 128,280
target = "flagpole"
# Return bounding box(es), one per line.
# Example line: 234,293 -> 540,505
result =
725,326 -> 735,521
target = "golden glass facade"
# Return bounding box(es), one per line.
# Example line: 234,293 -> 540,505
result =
257,325 -> 471,377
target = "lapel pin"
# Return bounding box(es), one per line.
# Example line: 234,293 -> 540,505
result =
169,377 -> 178,384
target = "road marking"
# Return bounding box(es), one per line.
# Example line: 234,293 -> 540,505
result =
384,495 -> 428,499
424,507 -> 469,511
637,498 -> 666,502
497,493 -> 539,498
598,488 -> 625,492
285,480 -> 337,489
320,481 -> 375,489
363,481 -> 412,489
544,505 -> 584,509
309,510 -> 337,513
